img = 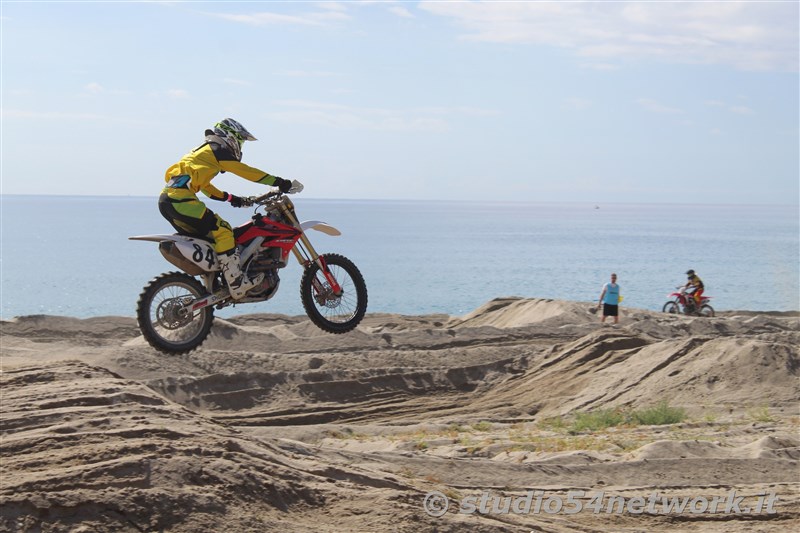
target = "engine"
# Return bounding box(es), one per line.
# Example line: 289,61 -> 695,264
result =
244,247 -> 285,300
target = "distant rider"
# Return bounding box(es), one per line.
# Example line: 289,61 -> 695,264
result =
683,269 -> 704,310
158,118 -> 293,300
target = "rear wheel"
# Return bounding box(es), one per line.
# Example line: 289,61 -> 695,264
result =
698,304 -> 715,318
136,271 -> 214,354
662,301 -> 680,314
300,253 -> 367,334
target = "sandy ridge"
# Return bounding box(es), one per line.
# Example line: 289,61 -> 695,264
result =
1,298 -> 798,532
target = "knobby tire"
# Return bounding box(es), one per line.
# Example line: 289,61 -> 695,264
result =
300,253 -> 367,334
136,271 -> 214,355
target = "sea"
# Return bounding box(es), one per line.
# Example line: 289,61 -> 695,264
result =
1,195 -> 798,319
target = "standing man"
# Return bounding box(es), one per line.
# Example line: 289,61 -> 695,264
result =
598,273 -> 621,324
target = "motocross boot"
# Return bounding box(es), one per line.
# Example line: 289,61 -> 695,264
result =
218,250 -> 264,300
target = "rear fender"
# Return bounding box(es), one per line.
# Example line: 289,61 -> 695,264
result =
129,234 -> 182,243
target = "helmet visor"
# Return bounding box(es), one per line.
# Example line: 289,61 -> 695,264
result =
215,121 -> 257,142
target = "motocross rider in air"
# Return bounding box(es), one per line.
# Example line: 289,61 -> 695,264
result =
158,118 -> 293,300
683,269 -> 705,311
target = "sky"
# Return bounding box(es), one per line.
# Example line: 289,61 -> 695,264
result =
1,1 -> 798,204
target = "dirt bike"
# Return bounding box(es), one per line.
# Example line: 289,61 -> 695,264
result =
662,286 -> 714,317
130,181 -> 367,354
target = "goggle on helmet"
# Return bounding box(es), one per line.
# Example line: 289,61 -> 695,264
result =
214,118 -> 257,146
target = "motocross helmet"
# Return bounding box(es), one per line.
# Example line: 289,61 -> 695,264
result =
212,118 -> 257,161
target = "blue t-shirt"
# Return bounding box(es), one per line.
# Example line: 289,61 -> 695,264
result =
603,283 -> 620,305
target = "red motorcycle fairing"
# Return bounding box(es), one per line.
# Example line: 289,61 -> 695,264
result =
234,215 -> 340,294
667,291 -> 712,306
235,215 -> 302,263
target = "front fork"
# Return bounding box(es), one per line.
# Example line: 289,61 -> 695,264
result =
279,203 -> 343,296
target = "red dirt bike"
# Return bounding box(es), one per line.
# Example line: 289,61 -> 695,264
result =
130,181 -> 367,354
662,287 -> 714,317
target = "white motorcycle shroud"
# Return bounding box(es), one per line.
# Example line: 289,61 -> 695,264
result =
129,220 -> 341,274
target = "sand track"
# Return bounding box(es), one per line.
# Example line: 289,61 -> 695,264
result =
2,298 -> 798,532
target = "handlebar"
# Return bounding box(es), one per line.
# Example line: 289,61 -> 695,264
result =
242,179 -> 304,207
247,189 -> 281,206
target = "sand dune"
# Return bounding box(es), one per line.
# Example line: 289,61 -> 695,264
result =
1,298 -> 798,532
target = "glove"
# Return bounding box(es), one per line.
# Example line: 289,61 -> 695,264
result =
273,177 -> 292,193
225,192 -> 246,208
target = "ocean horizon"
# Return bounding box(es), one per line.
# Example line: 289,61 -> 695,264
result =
1,195 -> 798,319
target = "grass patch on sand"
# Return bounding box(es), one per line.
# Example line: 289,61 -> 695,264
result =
471,421 -> 493,432
745,405 -> 775,423
630,401 -> 688,426
326,403 -> 690,458
522,434 -> 613,453
569,401 -> 687,433
536,416 -> 567,431
571,409 -> 627,432
323,428 -> 370,440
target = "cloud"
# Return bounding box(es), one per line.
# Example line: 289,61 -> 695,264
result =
166,89 -> 189,99
704,99 -> 756,115
210,11 -> 325,26
277,70 -> 340,78
314,2 -> 348,15
564,97 -> 592,111
419,1 -> 799,72
388,6 -> 414,19
82,83 -> 132,97
266,99 -> 497,132
85,82 -> 104,94
1,109 -> 147,124
636,98 -> 684,115
413,105 -> 499,117
205,3 -> 351,27
729,105 -> 755,116
579,62 -> 621,71
223,78 -> 252,86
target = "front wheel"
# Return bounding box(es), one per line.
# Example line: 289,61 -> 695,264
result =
662,301 -> 680,314
698,304 -> 715,318
300,253 -> 367,334
136,271 -> 214,354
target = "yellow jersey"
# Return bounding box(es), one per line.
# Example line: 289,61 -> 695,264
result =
164,137 -> 278,200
